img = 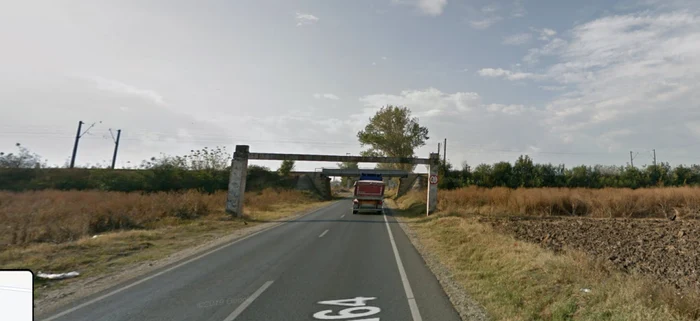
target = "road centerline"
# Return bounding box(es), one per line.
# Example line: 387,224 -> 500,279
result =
319,229 -> 329,238
384,213 -> 423,321
223,280 -> 274,321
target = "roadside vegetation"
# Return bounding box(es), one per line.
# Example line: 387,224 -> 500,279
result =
439,186 -> 700,218
392,191 -> 700,320
0,143 -> 327,299
0,145 -> 296,192
0,189 -> 327,298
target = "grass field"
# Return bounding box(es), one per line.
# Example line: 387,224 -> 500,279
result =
439,186 -> 700,218
393,190 -> 699,321
0,189 -> 327,299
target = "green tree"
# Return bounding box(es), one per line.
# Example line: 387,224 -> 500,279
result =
534,163 -> 557,187
0,143 -> 45,168
620,166 -> 644,188
437,160 -> 463,190
512,155 -> 535,187
357,106 -> 429,171
673,165 -> 693,186
492,162 -> 514,187
141,146 -> 230,171
472,164 -> 493,187
337,161 -> 359,187
459,161 -> 472,186
278,160 -> 295,176
567,165 -> 591,187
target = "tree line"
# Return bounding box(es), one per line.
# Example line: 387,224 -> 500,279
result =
0,145 -> 297,193
5,105 -> 696,192
438,155 -> 700,190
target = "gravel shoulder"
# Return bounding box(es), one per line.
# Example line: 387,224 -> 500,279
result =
387,201 -> 489,321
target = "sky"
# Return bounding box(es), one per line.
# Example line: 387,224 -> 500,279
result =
2,0 -> 700,172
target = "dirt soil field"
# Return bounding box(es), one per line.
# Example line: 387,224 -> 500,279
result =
483,216 -> 700,293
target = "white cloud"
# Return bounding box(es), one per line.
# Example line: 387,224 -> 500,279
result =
87,76 -> 166,106
382,56 -> 388,60
358,88 -> 554,164
522,10 -> 700,152
523,38 -> 567,64
418,0 -> 448,16
502,33 -> 532,45
486,104 -> 527,115
359,87 -> 481,117
539,85 -> 567,91
531,27 -> 557,40
313,93 -> 340,100
512,0 -> 527,17
469,16 -> 503,29
481,4 -> 500,13
295,12 -> 319,26
391,0 -> 448,16
478,68 -> 541,80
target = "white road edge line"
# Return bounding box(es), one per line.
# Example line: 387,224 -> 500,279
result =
223,280 -> 274,321
319,229 -> 329,238
41,202 -> 340,321
384,213 -> 423,321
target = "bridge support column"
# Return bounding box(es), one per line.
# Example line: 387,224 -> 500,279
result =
226,145 -> 249,217
427,152 -> 439,215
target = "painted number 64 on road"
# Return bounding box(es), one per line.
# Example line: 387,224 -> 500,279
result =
313,297 -> 380,320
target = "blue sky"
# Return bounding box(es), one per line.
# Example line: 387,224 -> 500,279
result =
1,0 -> 700,171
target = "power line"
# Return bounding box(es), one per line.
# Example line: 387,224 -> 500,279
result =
1,127 -> 696,158
0,131 -> 668,156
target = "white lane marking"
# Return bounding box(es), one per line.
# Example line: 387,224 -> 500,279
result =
319,229 -> 329,238
384,214 -> 423,321
340,214 -> 345,218
41,202 -> 340,321
223,280 -> 274,321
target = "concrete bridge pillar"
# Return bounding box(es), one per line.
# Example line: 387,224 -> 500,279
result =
226,145 -> 249,217
397,174 -> 419,198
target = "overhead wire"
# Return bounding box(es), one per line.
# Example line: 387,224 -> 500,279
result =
1,126 -> 698,156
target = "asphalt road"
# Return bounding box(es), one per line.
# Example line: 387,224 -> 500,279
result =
38,199 -> 461,321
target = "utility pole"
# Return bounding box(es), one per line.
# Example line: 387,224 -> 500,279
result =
70,121 -> 84,169
629,151 -> 639,167
110,129 -> 122,169
630,151 -> 634,167
443,138 -> 447,165
69,120 -> 99,169
653,149 -> 657,166
437,142 -> 441,158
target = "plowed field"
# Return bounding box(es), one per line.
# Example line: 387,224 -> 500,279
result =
484,217 -> 700,292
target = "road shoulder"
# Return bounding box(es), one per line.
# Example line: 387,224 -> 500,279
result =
386,200 -> 489,321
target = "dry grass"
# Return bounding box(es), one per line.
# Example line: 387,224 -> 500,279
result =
0,189 -> 316,247
394,191 -> 699,321
0,189 -> 326,298
440,186 -> 700,218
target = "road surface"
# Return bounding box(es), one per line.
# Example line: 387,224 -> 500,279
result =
38,199 -> 461,321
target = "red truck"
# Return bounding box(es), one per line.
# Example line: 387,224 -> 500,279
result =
352,178 -> 385,215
